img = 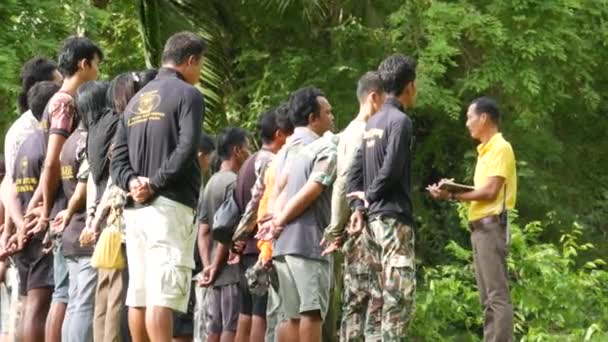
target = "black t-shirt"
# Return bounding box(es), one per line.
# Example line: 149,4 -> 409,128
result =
14,131 -> 45,211
235,152 -> 258,211
13,129 -> 66,239
235,152 -> 260,255
111,68 -> 205,210
347,97 -> 415,226
61,127 -> 91,256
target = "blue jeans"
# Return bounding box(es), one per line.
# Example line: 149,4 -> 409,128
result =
62,256 -> 97,342
52,242 -> 69,304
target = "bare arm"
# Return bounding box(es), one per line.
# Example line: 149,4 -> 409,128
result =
199,223 -> 212,267
428,176 -> 505,203
26,184 -> 43,214
64,182 -> 87,218
1,177 -> 23,229
269,171 -> 288,215
274,180 -> 325,227
40,134 -> 66,219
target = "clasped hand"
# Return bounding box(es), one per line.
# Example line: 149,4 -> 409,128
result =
129,177 -> 154,203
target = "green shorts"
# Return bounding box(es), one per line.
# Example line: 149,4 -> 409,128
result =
273,255 -> 330,320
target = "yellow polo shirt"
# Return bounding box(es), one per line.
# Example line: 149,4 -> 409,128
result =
469,133 -> 517,221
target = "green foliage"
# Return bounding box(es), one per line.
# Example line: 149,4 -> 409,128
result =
2,1 -> 608,338
411,219 -> 608,341
0,0 -> 145,148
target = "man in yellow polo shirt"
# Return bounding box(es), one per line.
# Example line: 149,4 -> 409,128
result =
428,96 -> 516,342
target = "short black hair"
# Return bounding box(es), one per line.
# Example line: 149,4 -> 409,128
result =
107,73 -> 138,114
274,102 -> 294,135
471,96 -> 501,124
161,32 -> 207,65
209,151 -> 221,174
287,86 -> 325,127
136,69 -> 158,90
257,110 -> 280,144
27,81 -> 60,121
378,54 -> 416,96
18,57 -> 59,113
0,154 -> 5,180
356,71 -> 383,102
217,127 -> 249,161
199,132 -> 215,154
76,81 -> 110,129
57,36 -> 104,77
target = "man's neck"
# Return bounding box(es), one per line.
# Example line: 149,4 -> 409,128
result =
162,64 -> 188,81
162,64 -> 178,72
305,125 -> 323,137
220,159 -> 239,173
395,94 -> 408,110
60,76 -> 84,95
479,126 -> 499,144
263,142 -> 280,154
355,105 -> 374,122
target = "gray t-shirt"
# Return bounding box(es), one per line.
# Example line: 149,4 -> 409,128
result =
273,133 -> 339,260
199,170 -> 240,286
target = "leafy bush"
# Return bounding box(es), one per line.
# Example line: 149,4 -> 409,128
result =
410,215 -> 608,341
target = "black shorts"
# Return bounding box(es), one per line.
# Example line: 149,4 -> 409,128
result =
15,237 -> 54,296
240,255 -> 268,317
172,280 -> 196,337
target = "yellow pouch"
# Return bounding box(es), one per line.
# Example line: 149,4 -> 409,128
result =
91,208 -> 125,270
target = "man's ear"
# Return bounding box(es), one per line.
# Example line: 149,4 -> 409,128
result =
481,113 -> 489,125
307,112 -> 315,125
188,55 -> 200,67
404,82 -> 414,96
78,59 -> 88,71
371,91 -> 381,104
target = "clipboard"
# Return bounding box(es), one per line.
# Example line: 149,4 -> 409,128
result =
438,180 -> 474,193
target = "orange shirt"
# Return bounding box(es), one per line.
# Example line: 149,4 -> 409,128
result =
256,159 -> 277,262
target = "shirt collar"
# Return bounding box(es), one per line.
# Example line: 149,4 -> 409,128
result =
477,133 -> 502,156
323,131 -> 340,145
22,109 -> 36,120
157,67 -> 186,82
292,126 -> 319,140
385,96 -> 405,112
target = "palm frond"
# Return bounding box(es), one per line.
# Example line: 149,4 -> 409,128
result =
138,0 -> 230,131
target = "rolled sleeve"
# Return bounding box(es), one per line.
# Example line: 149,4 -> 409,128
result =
310,154 -> 337,187
77,158 -> 90,183
47,93 -> 75,137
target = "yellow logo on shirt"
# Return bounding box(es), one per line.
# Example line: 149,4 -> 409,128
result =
128,90 -> 165,127
20,157 -> 28,176
16,157 -> 37,192
61,165 -> 74,179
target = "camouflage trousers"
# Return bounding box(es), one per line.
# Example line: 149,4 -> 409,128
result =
340,217 -> 415,342
193,280 -> 208,342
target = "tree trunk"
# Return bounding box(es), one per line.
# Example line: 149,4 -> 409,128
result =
138,0 -> 163,68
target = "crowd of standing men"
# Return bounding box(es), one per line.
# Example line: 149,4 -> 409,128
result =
0,30 -> 517,342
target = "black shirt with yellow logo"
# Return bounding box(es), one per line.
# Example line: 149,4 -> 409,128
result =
111,67 -> 205,209
347,97 -> 415,226
13,129 -> 66,234
13,130 -> 45,210
60,127 -> 91,256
